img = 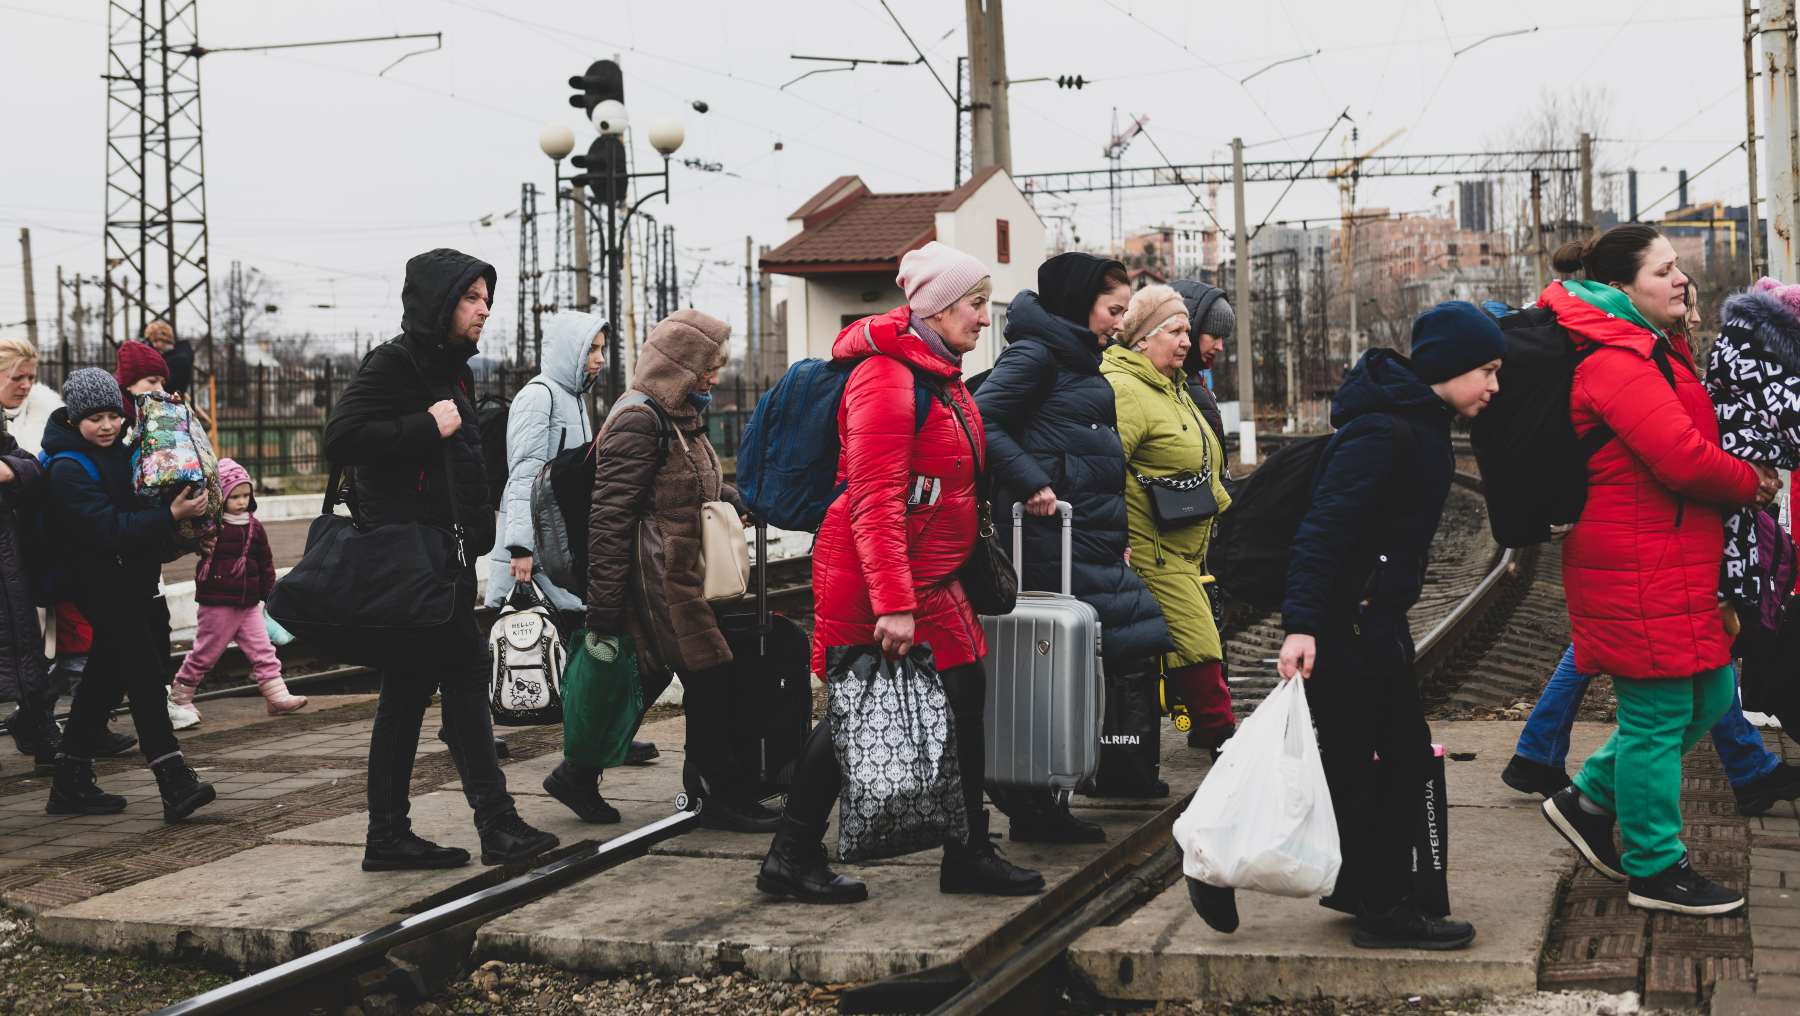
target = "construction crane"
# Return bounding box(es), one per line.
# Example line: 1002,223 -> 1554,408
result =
1327,126 -> 1404,361
1106,110 -> 1150,254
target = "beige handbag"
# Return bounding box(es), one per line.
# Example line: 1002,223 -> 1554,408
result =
700,500 -> 750,603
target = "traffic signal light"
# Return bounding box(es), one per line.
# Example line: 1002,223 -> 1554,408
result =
568,59 -> 623,115
1056,74 -> 1085,89
570,136 -> 628,204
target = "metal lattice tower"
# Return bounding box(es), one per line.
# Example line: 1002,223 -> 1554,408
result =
103,0 -> 214,361
516,182 -> 542,364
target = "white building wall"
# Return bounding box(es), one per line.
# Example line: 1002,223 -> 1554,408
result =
934,173 -> 1045,376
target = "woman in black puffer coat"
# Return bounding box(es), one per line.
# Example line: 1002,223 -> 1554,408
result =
0,422 -> 50,774
975,252 -> 1175,840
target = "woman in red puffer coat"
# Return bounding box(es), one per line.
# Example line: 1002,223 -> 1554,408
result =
1537,224 -> 1777,919
757,241 -> 1042,905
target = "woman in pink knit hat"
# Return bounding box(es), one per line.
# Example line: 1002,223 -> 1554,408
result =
167,457 -> 306,726
757,240 -> 1046,904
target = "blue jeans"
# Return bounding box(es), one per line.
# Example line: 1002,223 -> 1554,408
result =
1515,644 -> 1780,788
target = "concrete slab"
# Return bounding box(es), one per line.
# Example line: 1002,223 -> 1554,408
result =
35,844 -> 476,970
1065,720 -> 1587,1003
475,844 -> 1126,984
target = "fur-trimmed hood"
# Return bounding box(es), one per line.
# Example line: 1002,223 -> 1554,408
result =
1719,287 -> 1800,375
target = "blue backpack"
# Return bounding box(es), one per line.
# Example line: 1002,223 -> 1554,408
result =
24,449 -> 101,607
736,358 -> 936,532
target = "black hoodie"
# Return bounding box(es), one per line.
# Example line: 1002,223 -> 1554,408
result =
322,249 -> 498,564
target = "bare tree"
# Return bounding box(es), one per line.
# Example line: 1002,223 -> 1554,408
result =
214,263 -> 280,358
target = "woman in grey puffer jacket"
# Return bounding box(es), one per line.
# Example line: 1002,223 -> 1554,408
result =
485,312 -> 606,614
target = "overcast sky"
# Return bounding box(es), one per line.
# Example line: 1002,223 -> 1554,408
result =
0,0 -> 1754,357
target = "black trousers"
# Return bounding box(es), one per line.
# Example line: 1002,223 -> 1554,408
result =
783,661 -> 987,840
61,594 -> 179,764
1308,623 -> 1433,913
366,612 -> 515,841
628,662 -> 745,800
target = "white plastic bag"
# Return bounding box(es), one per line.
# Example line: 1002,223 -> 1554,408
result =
1172,676 -> 1341,897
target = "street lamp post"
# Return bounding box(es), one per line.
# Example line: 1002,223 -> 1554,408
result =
571,102 -> 686,404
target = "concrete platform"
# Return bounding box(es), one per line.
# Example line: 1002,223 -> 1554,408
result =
1065,720 -> 1614,1003
36,843 -> 476,968
25,708 -> 1623,1002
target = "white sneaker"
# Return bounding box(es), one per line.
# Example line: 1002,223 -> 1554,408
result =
165,687 -> 201,731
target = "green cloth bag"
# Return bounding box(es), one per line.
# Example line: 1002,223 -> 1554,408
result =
560,629 -> 644,770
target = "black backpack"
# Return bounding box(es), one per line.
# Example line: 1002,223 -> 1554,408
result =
476,392 -> 514,508
1210,425 -> 1411,612
1469,307 -> 1676,548
531,393 -> 672,598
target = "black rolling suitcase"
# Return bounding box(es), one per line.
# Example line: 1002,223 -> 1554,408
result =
714,524 -> 813,796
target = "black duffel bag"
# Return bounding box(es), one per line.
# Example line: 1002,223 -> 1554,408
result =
266,449 -> 473,666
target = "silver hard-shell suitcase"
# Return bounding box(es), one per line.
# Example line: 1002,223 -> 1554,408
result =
981,500 -> 1104,804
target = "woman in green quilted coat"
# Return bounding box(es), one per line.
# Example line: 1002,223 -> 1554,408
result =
1101,284 -> 1236,788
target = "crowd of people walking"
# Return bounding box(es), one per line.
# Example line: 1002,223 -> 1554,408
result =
4,219 -> 1797,952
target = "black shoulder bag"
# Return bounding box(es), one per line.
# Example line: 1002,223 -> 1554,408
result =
936,382 -> 1019,617
1130,377 -> 1219,529
266,348 -> 474,665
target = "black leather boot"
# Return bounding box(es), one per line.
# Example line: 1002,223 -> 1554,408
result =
363,831 -> 471,872
1187,877 -> 1239,934
27,707 -> 59,776
152,754 -> 216,822
940,810 -> 1045,896
46,755 -> 127,815
756,818 -> 867,903
479,813 -> 559,866
543,760 -> 621,823
1005,793 -> 1106,844
95,725 -> 138,759
625,740 -> 659,765
685,759 -> 782,833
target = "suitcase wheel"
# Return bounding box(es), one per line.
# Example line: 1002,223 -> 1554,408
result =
674,791 -> 693,812
1054,788 -> 1072,808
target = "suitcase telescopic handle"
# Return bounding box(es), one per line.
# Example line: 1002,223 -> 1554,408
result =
1010,500 -> 1074,595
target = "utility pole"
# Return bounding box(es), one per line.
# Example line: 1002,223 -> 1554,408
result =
1579,132 -> 1594,233
964,0 -> 994,172
1764,0 -> 1800,281
621,217 -> 637,384
55,266 -> 67,368
1232,137 -> 1256,465
1748,0 -> 1767,280
17,229 -> 38,347
745,235 -> 755,380
986,0 -> 1012,174
1531,172 -> 1549,291
572,194 -> 592,312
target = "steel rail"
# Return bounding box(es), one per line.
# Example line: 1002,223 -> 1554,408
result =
149,807 -> 703,1016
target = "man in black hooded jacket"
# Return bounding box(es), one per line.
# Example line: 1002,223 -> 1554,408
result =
324,248 -> 557,871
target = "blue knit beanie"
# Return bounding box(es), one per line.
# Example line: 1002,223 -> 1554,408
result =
1409,301 -> 1506,383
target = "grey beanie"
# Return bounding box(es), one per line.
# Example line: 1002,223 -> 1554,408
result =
1197,296 -> 1235,340
63,367 -> 125,421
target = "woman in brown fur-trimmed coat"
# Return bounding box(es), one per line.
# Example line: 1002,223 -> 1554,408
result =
543,309 -> 776,834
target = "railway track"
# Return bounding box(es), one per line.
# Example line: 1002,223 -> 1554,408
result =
141,455 -> 1553,1016
0,553 -> 817,742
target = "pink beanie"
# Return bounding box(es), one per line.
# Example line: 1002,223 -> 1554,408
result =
897,241 -> 991,318
1753,276 -> 1800,318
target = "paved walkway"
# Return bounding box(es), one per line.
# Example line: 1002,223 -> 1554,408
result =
4,686 -> 1794,1007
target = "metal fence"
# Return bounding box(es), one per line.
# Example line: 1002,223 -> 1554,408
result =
33,349 -> 770,482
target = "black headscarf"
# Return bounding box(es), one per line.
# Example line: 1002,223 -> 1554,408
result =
1037,252 -> 1126,328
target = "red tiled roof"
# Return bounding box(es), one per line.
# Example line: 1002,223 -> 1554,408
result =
761,191 -> 941,273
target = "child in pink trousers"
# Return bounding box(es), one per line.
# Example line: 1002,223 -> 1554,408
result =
168,458 -> 305,724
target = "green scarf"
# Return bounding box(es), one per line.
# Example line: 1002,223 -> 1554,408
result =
1560,279 -> 1667,340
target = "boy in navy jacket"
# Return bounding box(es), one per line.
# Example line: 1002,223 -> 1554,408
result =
40,368 -> 214,821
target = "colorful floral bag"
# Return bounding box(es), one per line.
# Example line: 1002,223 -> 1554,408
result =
129,391 -> 222,546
